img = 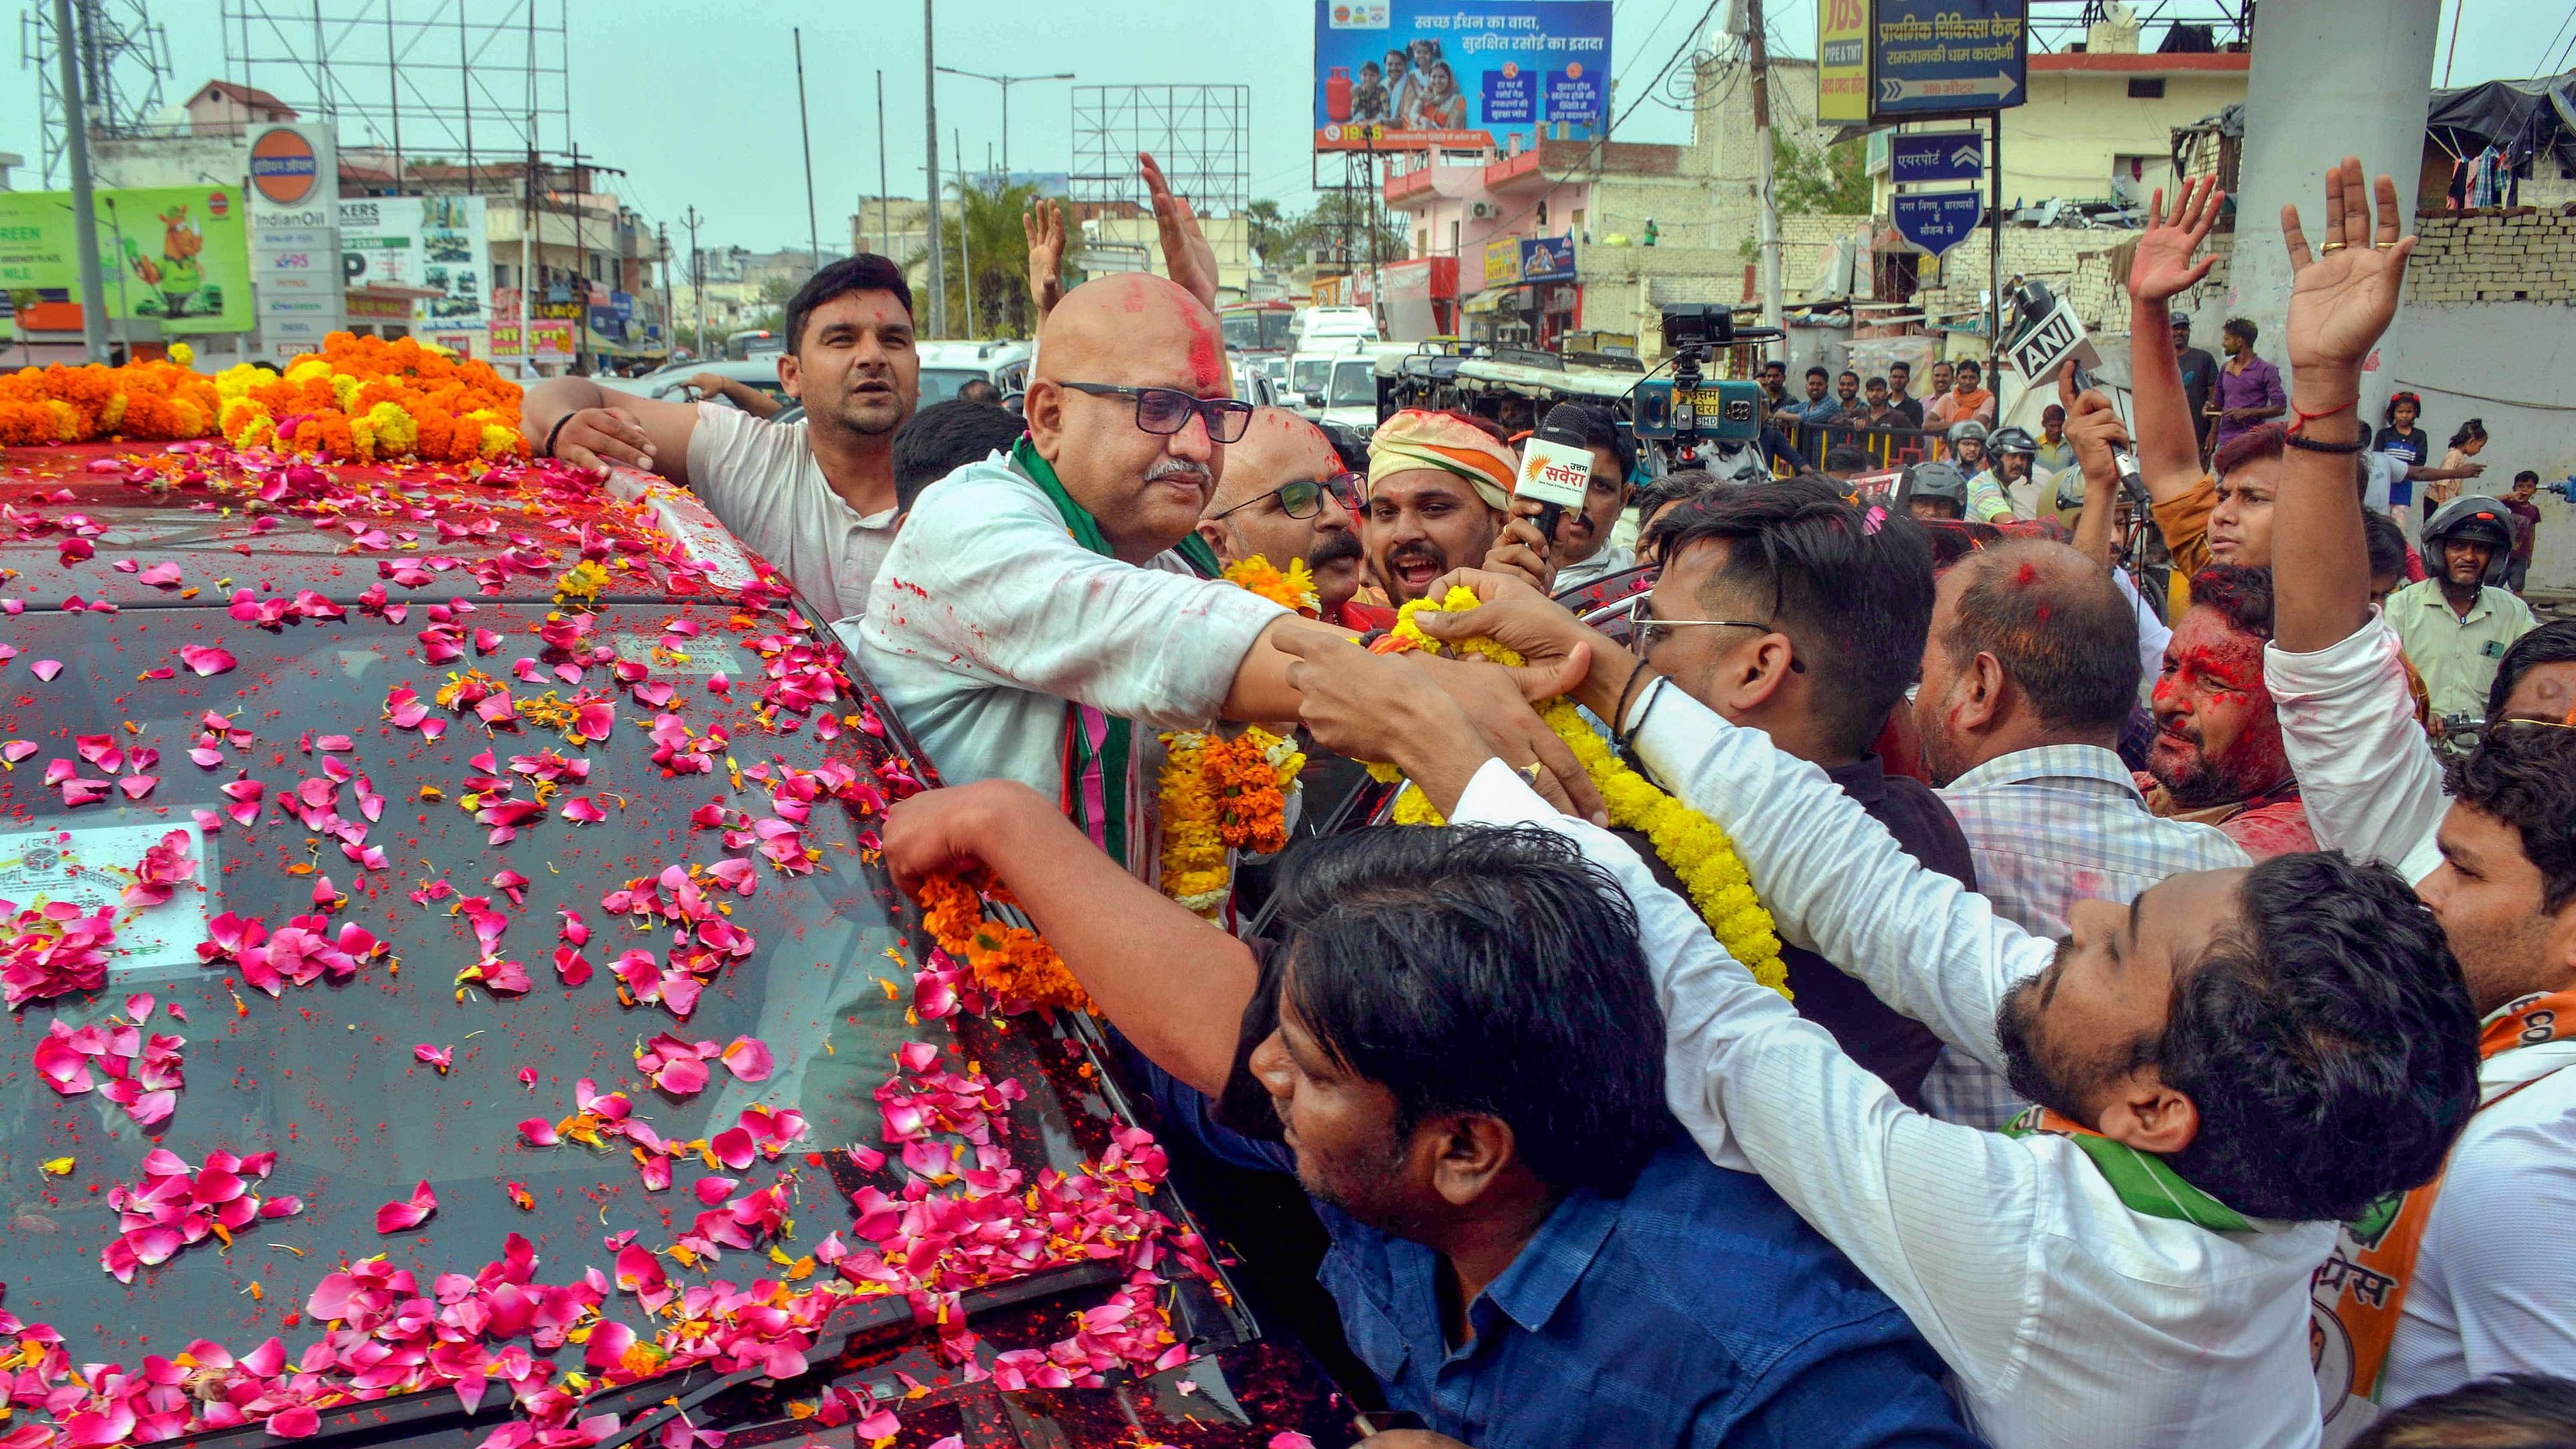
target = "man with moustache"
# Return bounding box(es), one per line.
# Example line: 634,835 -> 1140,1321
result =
1193,406 -> 1371,626
2141,565 -> 2316,859
858,274 -> 1601,878
1360,409 -> 1553,604
522,252 -> 917,620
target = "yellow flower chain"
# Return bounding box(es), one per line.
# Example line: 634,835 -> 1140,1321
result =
1221,554 -> 1320,614
1370,587 -> 1789,998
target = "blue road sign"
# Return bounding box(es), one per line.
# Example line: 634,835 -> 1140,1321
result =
1890,131 -> 1984,185
1873,0 -> 2028,120
1893,190 -> 1985,256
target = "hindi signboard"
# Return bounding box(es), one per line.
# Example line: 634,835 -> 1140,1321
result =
1892,190 -> 1984,256
1871,0 -> 2028,122
1316,1 -> 1612,152
0,185 -> 254,339
1889,131 -> 1984,185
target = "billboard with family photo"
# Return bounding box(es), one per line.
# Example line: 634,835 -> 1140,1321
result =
1314,1 -> 1612,152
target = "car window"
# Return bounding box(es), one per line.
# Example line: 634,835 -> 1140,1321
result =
916,367 -> 986,404
1330,362 -> 1376,407
1291,360 -> 1328,395
0,599 -> 1127,1362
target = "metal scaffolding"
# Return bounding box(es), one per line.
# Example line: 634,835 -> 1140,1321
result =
19,0 -> 172,187
1069,83 -> 1252,270
217,0 -> 570,188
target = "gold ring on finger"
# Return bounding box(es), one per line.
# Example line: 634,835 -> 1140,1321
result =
2375,241 -> 2397,250
2320,242 -> 2348,254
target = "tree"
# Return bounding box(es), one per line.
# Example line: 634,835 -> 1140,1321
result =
755,273 -> 800,306
1283,192 -> 1408,270
1244,198 -> 1291,268
1776,134 -> 1875,217
906,176 -> 1049,338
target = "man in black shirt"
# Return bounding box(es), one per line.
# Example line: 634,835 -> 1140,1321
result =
1887,359 -> 1925,429
1620,479 -> 1972,1107
2171,315 -> 2220,464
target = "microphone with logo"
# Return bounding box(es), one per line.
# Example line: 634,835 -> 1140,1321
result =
1515,403 -> 1600,556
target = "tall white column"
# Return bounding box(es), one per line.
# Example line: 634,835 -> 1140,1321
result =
2219,0 -> 2440,391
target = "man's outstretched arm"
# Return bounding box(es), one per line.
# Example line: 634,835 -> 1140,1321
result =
879,778 -> 1256,1096
521,376 -> 705,483
2126,178 -> 2226,507
2264,158 -> 2449,883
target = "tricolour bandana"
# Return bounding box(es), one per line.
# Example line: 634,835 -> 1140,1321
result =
1366,409 -> 1519,512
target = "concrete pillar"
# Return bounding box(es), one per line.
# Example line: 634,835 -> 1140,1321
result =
2211,0 -> 2439,407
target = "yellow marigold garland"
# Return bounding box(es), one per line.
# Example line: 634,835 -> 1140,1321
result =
214,331 -> 527,463
1370,587 -> 1790,998
915,873 -> 1093,1014
1221,554 -> 1319,615
1158,725 -> 1306,921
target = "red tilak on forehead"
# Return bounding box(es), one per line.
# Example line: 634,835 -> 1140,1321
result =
1183,309 -> 1224,394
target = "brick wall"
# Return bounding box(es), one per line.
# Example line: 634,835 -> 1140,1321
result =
2405,210 -> 2576,304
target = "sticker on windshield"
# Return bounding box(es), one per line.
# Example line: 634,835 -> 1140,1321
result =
613,633 -> 745,680
0,821 -> 214,978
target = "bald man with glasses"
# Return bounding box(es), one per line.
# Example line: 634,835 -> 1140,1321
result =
1194,406 -> 1372,626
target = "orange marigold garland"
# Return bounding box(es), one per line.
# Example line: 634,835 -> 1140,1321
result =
914,873 -> 1093,1015
214,331 -> 527,464
0,356 -> 221,447
1220,554 -> 1318,615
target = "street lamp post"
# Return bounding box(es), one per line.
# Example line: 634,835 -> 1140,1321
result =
933,67 -> 1075,180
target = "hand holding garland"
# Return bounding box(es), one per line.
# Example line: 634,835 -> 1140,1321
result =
881,778 -> 1256,1097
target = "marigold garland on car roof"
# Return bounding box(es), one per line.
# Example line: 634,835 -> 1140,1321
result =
1368,587 -> 1791,999
215,333 -> 526,463
0,354 -> 221,447
915,872 -> 1095,1015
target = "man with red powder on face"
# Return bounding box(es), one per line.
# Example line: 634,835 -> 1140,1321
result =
2142,564 -> 2316,859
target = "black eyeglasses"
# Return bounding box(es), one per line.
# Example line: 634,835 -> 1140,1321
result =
1057,381 -> 1254,444
1210,471 -> 1363,522
1631,614 -> 1803,670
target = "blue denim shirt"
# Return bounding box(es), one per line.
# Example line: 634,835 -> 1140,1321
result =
1142,1065 -> 1982,1449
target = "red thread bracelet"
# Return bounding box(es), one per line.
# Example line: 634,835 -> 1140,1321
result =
2287,397 -> 2358,436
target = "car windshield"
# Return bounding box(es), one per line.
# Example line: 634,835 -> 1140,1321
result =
1291,359 -> 1328,395
0,458 -> 1257,1433
916,367 -> 986,403
1329,361 -> 1376,407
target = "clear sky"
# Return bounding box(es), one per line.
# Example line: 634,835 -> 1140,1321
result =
1,0 -> 2563,257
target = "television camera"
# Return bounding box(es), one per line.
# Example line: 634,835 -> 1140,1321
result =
1629,303 -> 1783,479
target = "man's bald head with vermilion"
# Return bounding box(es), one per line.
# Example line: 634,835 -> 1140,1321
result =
1027,273 -> 1236,564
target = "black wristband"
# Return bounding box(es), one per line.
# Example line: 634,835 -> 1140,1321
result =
542,412 -> 577,460
1610,661 -> 1654,740
2283,433 -> 2366,455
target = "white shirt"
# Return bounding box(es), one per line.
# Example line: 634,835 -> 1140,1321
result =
1551,541 -> 1636,593
2264,614 -> 2447,885
854,455 -> 1284,854
1919,744 -> 2249,1128
2267,617 -> 2576,1408
2380,1042 -> 2576,1406
685,402 -> 896,620
2114,567 -> 2173,688
1454,685 -> 2336,1449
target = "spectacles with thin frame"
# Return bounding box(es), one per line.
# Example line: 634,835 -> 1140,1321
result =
1209,471 -> 1364,522
1057,381 -> 1254,444
1631,614 -> 1804,671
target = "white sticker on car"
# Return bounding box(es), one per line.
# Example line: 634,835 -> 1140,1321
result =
0,821 -> 215,978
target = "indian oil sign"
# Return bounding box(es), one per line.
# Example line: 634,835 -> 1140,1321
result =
249,128 -> 320,204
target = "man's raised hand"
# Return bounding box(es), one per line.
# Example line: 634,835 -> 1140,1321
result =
2127,174 -> 2225,305
2055,366 -> 2133,481
1141,152 -> 1220,311
2281,157 -> 2414,374
1023,198 -> 1067,321
548,407 -> 656,475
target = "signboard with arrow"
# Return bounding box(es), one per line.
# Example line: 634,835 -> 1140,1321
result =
1889,131 -> 1984,185
1871,0 -> 2027,122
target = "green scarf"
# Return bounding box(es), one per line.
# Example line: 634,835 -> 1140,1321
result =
1012,437 -> 1220,868
2001,1105 -> 2253,1233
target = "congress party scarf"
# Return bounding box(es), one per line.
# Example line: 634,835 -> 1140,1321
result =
1012,437 -> 1220,869
2314,988 -> 2576,1446
2001,1106 -> 2252,1233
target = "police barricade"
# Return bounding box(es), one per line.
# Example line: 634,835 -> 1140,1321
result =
1773,418 -> 1948,473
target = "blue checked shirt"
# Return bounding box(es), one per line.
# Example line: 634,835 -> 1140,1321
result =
1137,1068 -> 1980,1448
1920,744 -> 2249,1128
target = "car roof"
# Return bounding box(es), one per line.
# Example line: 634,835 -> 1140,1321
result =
0,445 -> 753,609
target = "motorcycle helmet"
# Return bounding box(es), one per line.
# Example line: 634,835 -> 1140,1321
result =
2420,495 -> 2516,586
1986,425 -> 2038,457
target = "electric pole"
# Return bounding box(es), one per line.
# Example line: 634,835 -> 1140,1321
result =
922,0 -> 949,337
875,70 -> 892,256
51,0 -> 111,363
794,27 -> 821,268
956,126 -> 974,335
657,221 -> 674,362
1746,0 -> 1784,339
682,206 -> 705,360
936,67 -> 1076,178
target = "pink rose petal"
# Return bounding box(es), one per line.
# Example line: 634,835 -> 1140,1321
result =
374,1180 -> 437,1233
